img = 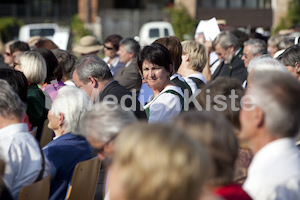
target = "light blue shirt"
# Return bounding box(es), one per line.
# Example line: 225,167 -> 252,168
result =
0,123 -> 50,199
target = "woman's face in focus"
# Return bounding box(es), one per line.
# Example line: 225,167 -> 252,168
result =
142,60 -> 170,92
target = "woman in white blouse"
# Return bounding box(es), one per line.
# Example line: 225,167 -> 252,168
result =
137,43 -> 184,123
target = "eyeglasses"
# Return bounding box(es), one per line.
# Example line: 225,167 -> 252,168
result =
104,45 -> 114,50
4,52 -> 11,56
93,134 -> 117,154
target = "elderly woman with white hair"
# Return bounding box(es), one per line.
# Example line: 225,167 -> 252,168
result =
42,86 -> 93,200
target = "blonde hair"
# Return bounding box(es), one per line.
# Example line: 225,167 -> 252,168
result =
18,51 -> 47,84
114,123 -> 209,200
182,40 -> 207,72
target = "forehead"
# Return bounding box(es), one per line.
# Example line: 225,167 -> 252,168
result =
142,60 -> 156,67
73,70 -> 84,85
215,44 -> 225,52
243,45 -> 251,53
105,42 -> 114,47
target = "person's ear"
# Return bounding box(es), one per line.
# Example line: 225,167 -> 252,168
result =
182,53 -> 189,62
139,70 -> 147,83
88,76 -> 98,88
254,107 -> 264,128
228,45 -> 234,52
168,64 -> 174,75
58,113 -> 65,127
295,62 -> 300,74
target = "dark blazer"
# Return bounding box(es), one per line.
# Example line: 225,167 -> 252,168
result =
99,80 -> 147,120
43,133 -> 93,200
114,60 -> 142,92
211,49 -> 247,84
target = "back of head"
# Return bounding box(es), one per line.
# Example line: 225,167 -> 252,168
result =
105,34 -> 123,50
268,34 -> 285,48
244,39 -> 268,56
27,36 -> 42,48
0,79 -> 25,121
0,68 -> 28,103
10,41 -> 30,54
137,43 -> 173,74
277,44 -> 300,67
212,31 -> 240,51
154,36 -> 182,72
52,49 -> 77,80
231,29 -> 249,48
51,86 -> 90,135
173,110 -> 238,186
248,71 -> 300,138
248,55 -> 287,74
32,48 -> 59,83
119,38 -> 140,57
196,76 -> 244,131
34,38 -> 59,50
114,122 -> 209,200
81,101 -> 137,143
74,55 -> 112,83
181,40 -> 207,72
17,51 -> 47,84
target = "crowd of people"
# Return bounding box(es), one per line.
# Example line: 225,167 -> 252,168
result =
0,25 -> 300,200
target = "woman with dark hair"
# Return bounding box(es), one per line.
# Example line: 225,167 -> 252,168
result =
137,43 -> 184,123
103,34 -> 123,76
0,68 -> 32,130
52,49 -> 77,86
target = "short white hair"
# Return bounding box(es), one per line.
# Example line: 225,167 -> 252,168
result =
249,71 -> 300,138
81,101 -> 137,142
247,55 -> 287,74
18,51 -> 47,84
50,86 -> 90,135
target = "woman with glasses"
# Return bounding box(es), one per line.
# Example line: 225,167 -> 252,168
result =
103,34 -> 124,76
14,51 -> 47,139
43,86 -> 93,200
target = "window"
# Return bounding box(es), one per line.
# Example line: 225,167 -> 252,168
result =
199,0 -> 213,8
30,28 -> 55,37
245,0 -> 257,8
215,0 -> 227,8
164,28 -> 170,36
149,28 -> 159,38
229,0 -> 242,8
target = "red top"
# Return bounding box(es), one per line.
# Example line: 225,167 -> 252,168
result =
214,184 -> 252,200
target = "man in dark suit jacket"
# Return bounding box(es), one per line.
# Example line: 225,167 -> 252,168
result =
211,31 -> 248,84
72,55 -> 146,120
114,38 -> 142,93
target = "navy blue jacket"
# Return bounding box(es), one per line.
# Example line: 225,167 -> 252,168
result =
43,133 -> 93,200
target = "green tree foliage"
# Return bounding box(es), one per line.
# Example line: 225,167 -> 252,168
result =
70,14 -> 91,44
0,17 -> 23,43
166,5 -> 197,41
273,1 -> 300,34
